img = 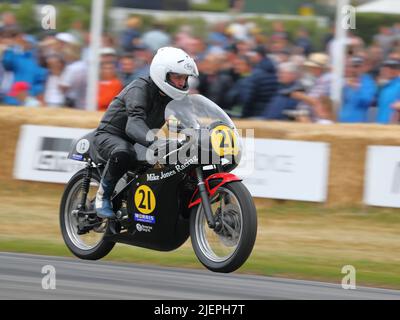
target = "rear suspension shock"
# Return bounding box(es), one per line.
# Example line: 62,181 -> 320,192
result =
78,160 -> 93,210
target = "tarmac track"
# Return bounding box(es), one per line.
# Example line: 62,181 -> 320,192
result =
0,252 -> 399,300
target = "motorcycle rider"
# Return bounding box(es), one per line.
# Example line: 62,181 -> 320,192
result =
94,47 -> 199,218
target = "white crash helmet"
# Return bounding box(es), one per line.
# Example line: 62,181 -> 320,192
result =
150,47 -> 199,100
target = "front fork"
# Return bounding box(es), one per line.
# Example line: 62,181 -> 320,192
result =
195,167 -> 220,230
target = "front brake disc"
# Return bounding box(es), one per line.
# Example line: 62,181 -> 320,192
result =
217,203 -> 241,247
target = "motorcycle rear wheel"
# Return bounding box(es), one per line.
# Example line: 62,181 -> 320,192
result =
190,181 -> 257,273
60,169 -> 115,260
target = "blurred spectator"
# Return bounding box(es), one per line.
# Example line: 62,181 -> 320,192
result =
59,45 -> 87,109
131,45 -> 152,78
98,61 -> 123,111
376,58 -> 400,124
37,35 -> 59,64
0,63 -> 10,102
289,54 -> 306,69
197,53 -> 234,110
346,32 -> 365,54
294,27 -> 313,56
0,29 -> 15,102
43,54 -> 65,107
81,31 -> 91,62
271,21 -> 289,41
224,55 -> 252,116
297,96 -> 335,124
240,47 -> 278,118
183,37 -> 206,61
67,20 -> 85,46
120,16 -> 142,52
8,81 -> 40,107
327,31 -> 364,61
55,32 -> 79,51
226,17 -> 250,41
0,12 -> 18,33
373,26 -> 395,58
141,22 -> 171,53
100,47 -> 118,64
392,23 -> 400,46
206,22 -> 230,54
2,32 -> 47,105
268,43 -> 291,66
295,53 -> 332,120
102,32 -> 118,49
235,38 -> 254,57
118,53 -> 136,87
366,45 -> 385,80
174,25 -> 196,52
391,100 -> 400,122
338,56 -> 377,123
315,96 -> 335,124
262,62 -> 302,120
250,25 -> 267,48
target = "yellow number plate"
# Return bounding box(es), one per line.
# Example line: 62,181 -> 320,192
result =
134,185 -> 156,214
210,125 -> 239,156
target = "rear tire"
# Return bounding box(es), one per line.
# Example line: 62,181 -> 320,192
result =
190,181 -> 257,273
60,169 -> 115,260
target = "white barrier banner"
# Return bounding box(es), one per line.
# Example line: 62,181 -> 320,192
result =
233,139 -> 330,202
14,125 -> 92,183
364,146 -> 400,208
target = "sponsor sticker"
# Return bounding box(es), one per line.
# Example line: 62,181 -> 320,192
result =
136,223 -> 153,233
134,213 -> 155,224
72,154 -> 84,161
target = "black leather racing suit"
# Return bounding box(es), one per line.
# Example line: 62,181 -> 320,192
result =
94,76 -> 172,182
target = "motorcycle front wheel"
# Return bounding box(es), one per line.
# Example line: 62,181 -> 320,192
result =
190,181 -> 257,273
59,169 -> 115,260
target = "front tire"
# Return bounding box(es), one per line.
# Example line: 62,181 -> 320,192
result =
60,169 -> 115,260
190,181 -> 257,273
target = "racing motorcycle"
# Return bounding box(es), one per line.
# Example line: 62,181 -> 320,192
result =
60,94 -> 257,273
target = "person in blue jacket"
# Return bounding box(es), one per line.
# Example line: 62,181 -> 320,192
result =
2,32 -> 47,105
262,62 -> 303,120
338,56 -> 377,123
239,46 -> 279,118
376,58 -> 400,124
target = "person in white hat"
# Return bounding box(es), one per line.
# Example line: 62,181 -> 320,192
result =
292,52 -> 333,121
55,32 -> 78,46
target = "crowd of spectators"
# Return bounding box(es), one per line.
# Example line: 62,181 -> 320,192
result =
1,11 -> 400,124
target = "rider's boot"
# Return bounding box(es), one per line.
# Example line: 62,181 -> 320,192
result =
96,151 -> 131,219
96,176 -> 117,219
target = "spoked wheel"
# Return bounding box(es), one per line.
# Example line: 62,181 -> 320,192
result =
190,181 -> 257,273
60,169 -> 115,260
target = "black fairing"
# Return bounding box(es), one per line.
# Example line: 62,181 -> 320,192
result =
104,163 -> 196,251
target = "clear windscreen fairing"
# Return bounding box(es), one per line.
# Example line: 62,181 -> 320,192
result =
163,94 -> 242,171
165,94 -> 236,130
